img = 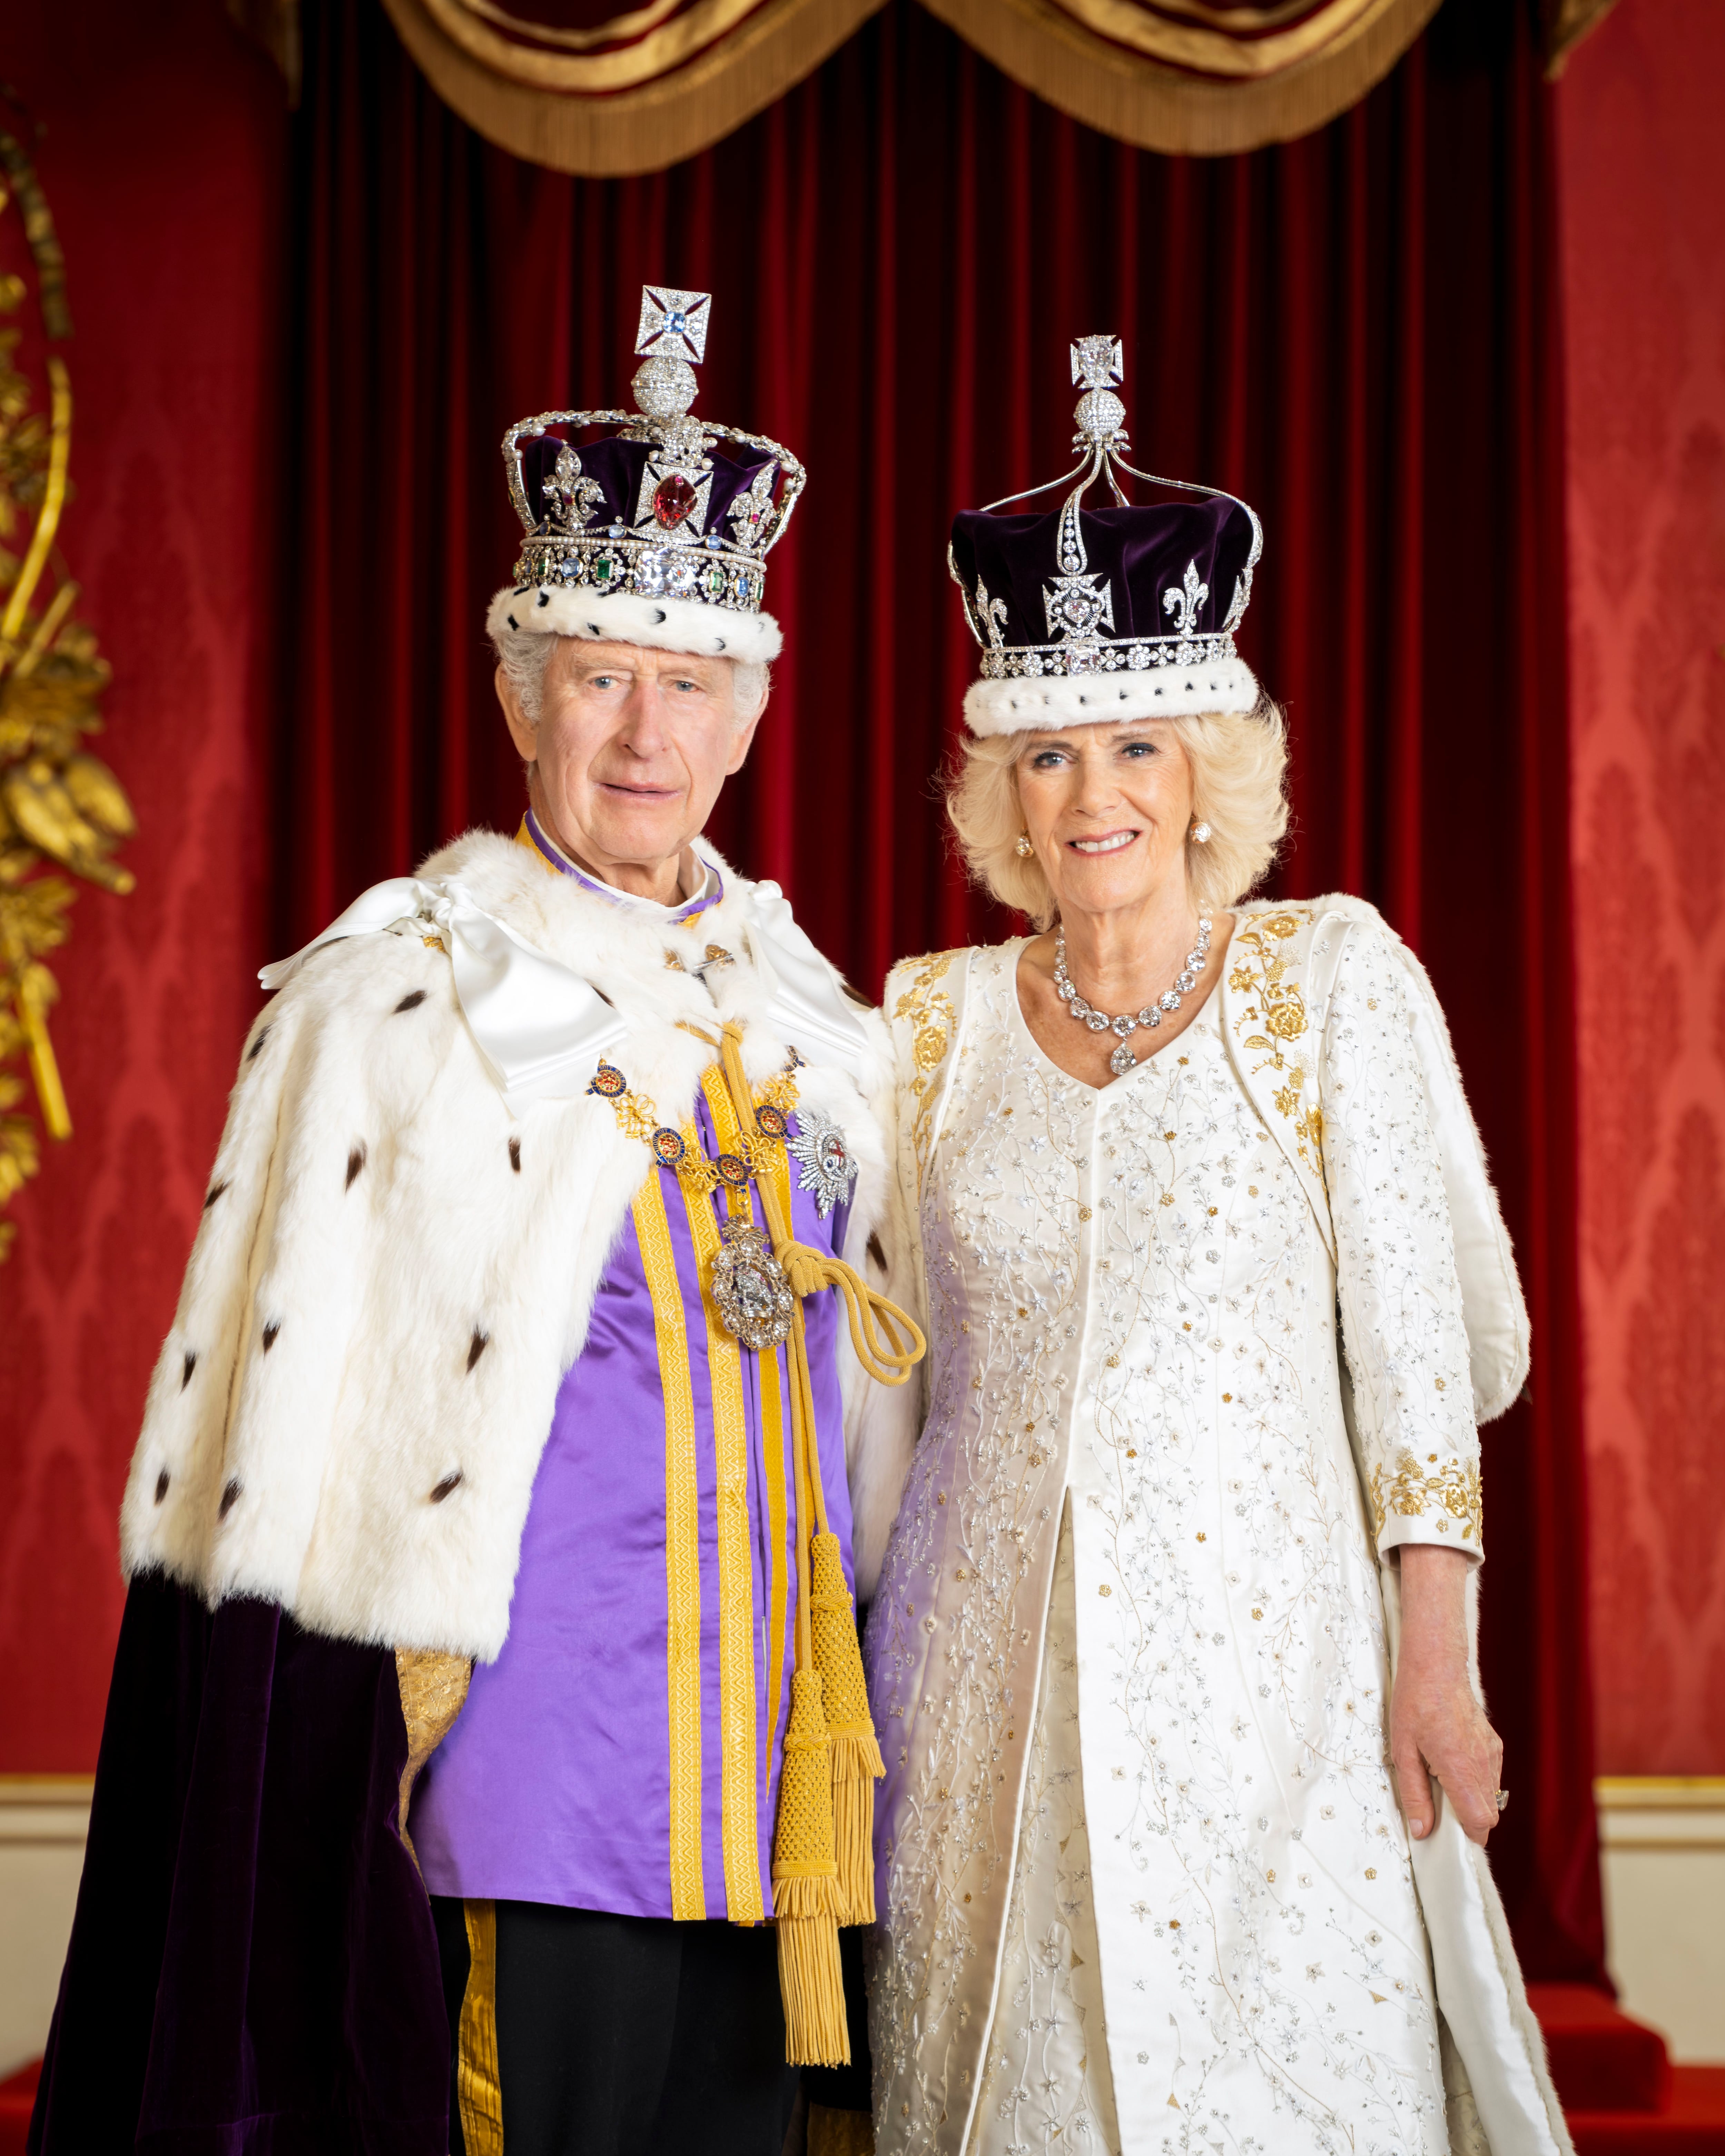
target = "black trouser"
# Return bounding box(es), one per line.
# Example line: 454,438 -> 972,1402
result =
432,1897 -> 801,2156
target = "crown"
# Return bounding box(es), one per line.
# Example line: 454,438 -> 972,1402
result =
948,335 -> 1265,735
487,286 -> 806,667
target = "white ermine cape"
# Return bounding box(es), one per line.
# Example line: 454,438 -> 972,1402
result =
119,832 -> 918,1661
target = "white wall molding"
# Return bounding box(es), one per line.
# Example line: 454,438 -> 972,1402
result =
0,1776 -> 91,2079
1596,1776 -> 1725,2064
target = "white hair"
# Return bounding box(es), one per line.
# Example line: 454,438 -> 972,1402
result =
491,625 -> 769,727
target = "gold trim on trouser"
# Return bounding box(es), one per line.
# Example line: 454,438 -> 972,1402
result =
687,1065 -> 766,1923
633,1176 -> 707,1921
457,1898 -> 504,2156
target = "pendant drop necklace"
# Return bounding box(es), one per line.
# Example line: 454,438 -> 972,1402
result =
1054,916 -> 1213,1077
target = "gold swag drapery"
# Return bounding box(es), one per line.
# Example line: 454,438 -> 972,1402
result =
368,0 -> 1447,173
241,0 -> 1623,170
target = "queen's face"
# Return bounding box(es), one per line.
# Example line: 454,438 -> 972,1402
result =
497,636 -> 761,878
1016,721 -> 1196,920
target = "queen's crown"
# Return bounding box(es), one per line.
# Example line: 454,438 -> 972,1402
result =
949,336 -> 1266,732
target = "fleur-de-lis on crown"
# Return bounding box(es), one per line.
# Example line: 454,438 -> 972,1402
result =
975,577 -> 1009,650
727,463 -> 778,553
546,443 -> 605,533
1163,558 -> 1209,638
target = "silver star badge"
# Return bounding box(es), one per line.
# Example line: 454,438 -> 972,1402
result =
786,1107 -> 858,1218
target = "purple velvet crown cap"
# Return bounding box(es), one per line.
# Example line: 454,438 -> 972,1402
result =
952,332 -> 1265,736
486,285 -> 805,669
517,431 -> 780,546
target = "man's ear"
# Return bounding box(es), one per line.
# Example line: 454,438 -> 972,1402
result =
496,661 -> 538,762
724,676 -> 770,775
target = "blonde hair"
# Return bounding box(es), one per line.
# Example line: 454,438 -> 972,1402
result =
946,700 -> 1289,927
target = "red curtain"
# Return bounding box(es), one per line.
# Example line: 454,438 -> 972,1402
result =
283,0 -> 1602,1981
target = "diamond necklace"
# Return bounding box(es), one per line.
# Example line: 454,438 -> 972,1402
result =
1054,916 -> 1213,1077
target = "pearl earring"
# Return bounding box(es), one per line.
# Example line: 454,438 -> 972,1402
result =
1191,821 -> 1212,844
1015,833 -> 1034,857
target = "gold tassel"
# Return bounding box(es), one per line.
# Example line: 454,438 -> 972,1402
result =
809,1530 -> 884,1924
772,1668 -> 850,2066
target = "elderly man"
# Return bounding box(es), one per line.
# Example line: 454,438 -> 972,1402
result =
30,289 -> 918,2156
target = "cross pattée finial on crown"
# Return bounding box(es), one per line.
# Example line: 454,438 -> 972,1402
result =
1070,333 -> 1128,449
632,285 -> 713,429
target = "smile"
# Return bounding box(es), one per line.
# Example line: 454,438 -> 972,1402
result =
1069,831 -> 1138,855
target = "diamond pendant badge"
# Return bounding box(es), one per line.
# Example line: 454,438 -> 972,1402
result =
786,1107 -> 858,1218
710,1216 -> 795,1352
1108,1041 -> 1137,1077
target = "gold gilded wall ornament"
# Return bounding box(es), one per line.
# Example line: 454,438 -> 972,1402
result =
0,128 -> 135,1262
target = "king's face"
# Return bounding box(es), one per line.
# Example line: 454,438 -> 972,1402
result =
503,635 -> 761,890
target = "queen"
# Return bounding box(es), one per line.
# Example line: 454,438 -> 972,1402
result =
859,341 -> 1570,2156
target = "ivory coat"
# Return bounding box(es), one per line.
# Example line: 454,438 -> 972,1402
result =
863,898 -> 1571,2156
120,831 -> 918,1662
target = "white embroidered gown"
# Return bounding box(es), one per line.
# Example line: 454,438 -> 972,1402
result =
866,917 -> 1492,2156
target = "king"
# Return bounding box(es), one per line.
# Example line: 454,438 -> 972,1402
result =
29,289 -> 921,2156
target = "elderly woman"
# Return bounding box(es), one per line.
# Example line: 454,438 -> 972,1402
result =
31,291 -> 918,2156
859,344 -> 1570,2156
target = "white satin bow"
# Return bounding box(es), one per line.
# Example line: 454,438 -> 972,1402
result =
258,865 -> 873,1112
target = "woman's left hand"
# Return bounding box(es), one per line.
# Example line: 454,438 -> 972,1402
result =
1389,1544 -> 1505,1847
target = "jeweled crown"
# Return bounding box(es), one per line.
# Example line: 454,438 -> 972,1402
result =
949,336 -> 1265,735
491,287 -> 804,665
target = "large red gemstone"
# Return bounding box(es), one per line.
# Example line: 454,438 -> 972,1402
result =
653,474 -> 698,529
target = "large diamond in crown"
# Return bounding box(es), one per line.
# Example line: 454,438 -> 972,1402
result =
499,287 -> 805,627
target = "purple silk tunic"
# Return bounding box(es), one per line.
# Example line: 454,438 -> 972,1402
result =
412,822 -> 857,1923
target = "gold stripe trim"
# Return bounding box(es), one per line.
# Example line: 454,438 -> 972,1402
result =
760,1131 -> 797,1767
759,1317 -> 791,1774
692,1066 -> 766,1923
457,1898 -> 505,2156
634,1176 -> 707,1922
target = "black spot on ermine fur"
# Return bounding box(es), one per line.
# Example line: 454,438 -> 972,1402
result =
393,990 -> 427,1014
246,1026 -> 271,1062
262,1320 -> 280,1353
346,1144 -> 366,1189
220,1478 -> 242,1520
155,1471 -> 170,1504
509,1136 -> 522,1173
430,1471 -> 464,1503
867,1231 -> 887,1272
204,1181 -> 228,1210
182,1351 -> 197,1389
467,1329 -> 489,1373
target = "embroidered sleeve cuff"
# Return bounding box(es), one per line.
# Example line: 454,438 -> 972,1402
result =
1368,1451 -> 1483,1560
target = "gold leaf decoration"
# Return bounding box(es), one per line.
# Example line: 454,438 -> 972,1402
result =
0,126 -> 133,1260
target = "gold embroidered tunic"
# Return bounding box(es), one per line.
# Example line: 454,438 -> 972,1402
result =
864,902 -> 1558,2156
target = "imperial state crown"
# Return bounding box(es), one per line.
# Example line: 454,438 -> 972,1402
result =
487,286 -> 804,666
950,335 -> 1265,735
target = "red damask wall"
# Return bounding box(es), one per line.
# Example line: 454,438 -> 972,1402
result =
1558,0 -> 1725,1776
0,2 -> 286,1766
